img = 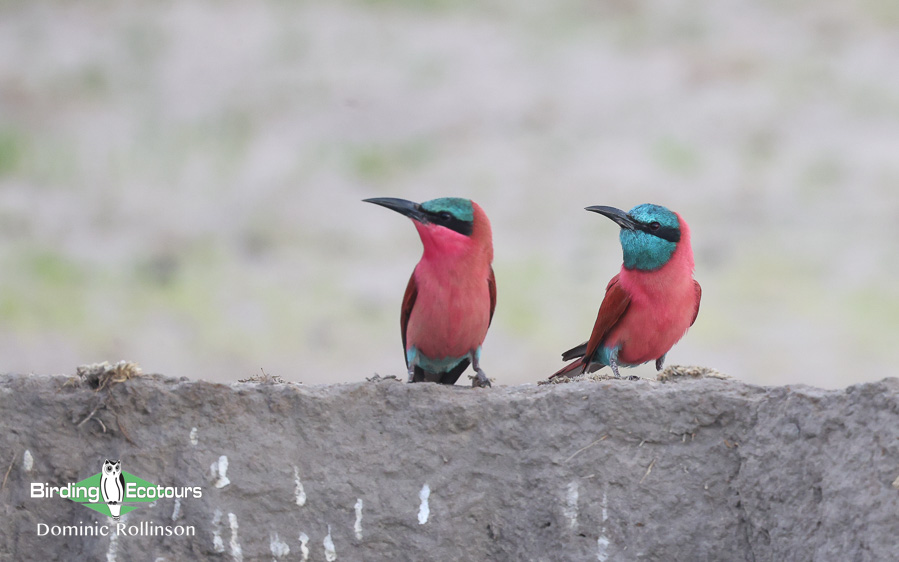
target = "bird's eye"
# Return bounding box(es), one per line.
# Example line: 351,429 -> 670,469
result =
438,211 -> 452,221
649,222 -> 661,231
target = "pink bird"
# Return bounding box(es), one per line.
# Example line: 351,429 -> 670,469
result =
552,204 -> 701,379
365,197 -> 496,387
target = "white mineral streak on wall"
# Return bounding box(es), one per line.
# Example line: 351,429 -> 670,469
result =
597,490 -> 610,561
210,456 -> 230,489
212,509 -> 224,553
418,484 -> 431,525
270,532 -> 290,559
228,512 -> 242,562
354,499 -> 364,540
324,525 -> 337,561
294,466 -> 306,506
298,532 -> 310,561
564,481 -> 579,529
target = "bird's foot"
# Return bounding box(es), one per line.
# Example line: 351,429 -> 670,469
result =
608,348 -> 623,379
610,359 -> 622,379
655,354 -> 666,371
406,367 -> 415,384
469,368 -> 492,388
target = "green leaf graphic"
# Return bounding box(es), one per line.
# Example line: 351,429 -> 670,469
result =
64,470 -> 163,514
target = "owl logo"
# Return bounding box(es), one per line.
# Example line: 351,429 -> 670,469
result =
100,459 -> 125,520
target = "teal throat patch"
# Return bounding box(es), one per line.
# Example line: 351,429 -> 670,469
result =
620,229 -> 676,271
407,346 -> 476,374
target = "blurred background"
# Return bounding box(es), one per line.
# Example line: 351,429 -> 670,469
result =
1,0 -> 897,388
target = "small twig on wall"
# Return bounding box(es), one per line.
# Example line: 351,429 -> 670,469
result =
76,403 -> 102,427
564,434 -> 609,463
0,451 -> 16,492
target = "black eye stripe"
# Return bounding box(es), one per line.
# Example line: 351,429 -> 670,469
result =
634,220 -> 680,243
426,211 -> 473,236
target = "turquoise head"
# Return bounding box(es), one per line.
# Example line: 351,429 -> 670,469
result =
363,196 -> 475,236
587,204 -> 682,271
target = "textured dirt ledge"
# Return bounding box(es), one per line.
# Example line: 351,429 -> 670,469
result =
1,372 -> 898,561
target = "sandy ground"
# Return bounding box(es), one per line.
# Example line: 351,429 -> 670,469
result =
0,0 -> 897,387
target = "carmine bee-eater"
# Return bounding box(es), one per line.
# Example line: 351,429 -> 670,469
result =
364,197 -> 496,387
552,204 -> 701,379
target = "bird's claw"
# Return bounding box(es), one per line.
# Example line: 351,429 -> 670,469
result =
470,369 -> 492,388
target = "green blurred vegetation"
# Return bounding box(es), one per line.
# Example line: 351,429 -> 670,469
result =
0,250 -> 89,331
0,129 -> 26,177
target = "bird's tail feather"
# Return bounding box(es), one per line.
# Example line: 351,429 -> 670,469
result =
551,358 -> 608,379
560,342 -> 588,362
412,358 -> 472,385
550,360 -> 584,379
439,359 -> 471,385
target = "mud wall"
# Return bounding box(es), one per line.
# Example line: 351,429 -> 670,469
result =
2,372 -> 898,561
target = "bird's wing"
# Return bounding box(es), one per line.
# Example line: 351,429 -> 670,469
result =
400,273 -> 418,367
579,274 -> 631,373
551,274 -> 630,379
487,266 -> 497,327
691,280 -> 701,326
560,274 -> 628,361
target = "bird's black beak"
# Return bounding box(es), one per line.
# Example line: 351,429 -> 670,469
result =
585,205 -> 637,230
364,197 -> 428,223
